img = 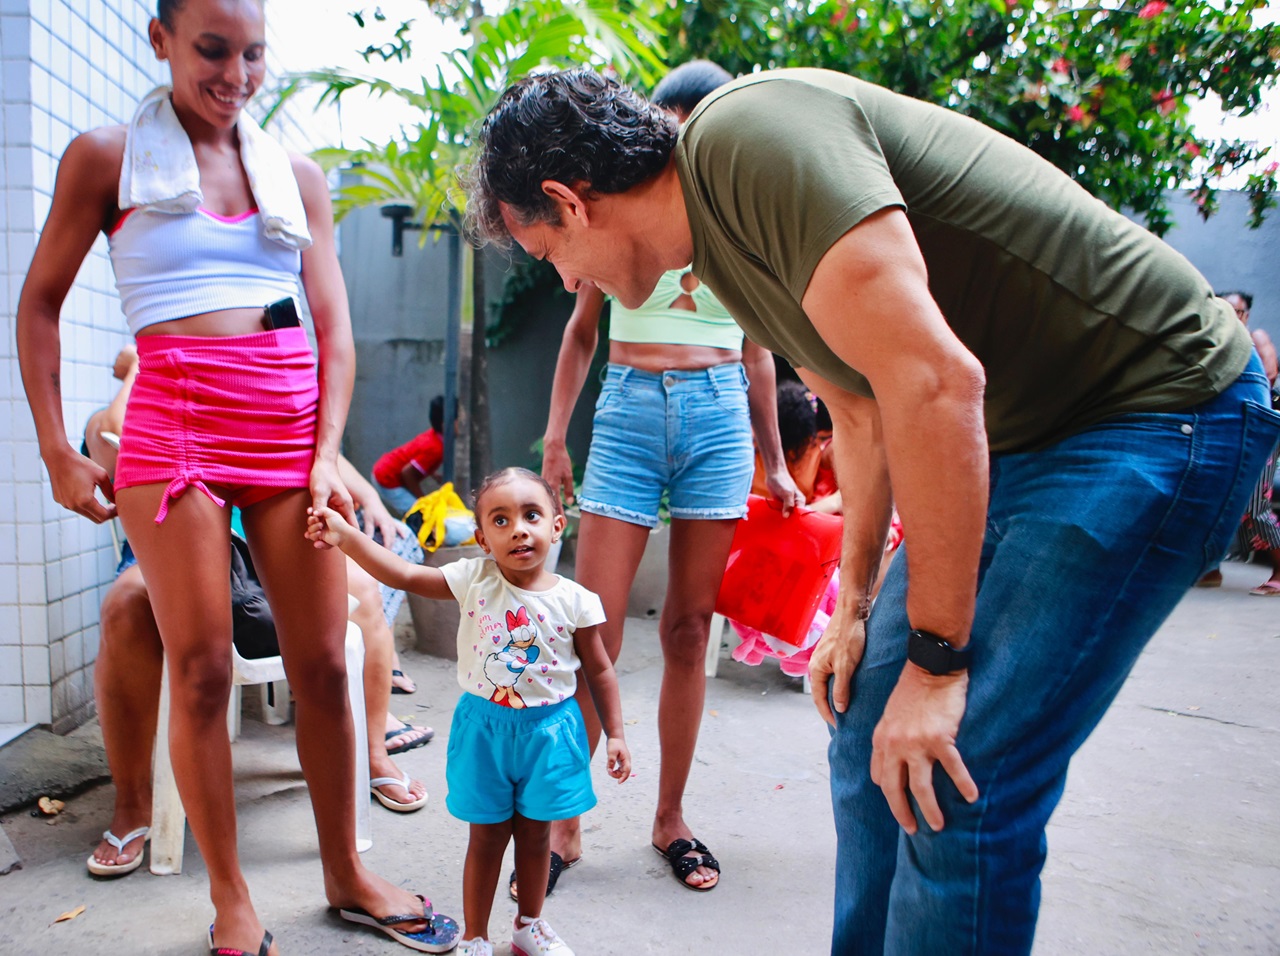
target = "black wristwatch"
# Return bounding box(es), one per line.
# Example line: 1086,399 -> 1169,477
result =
907,629 -> 972,675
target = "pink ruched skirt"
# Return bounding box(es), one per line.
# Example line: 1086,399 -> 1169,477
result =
115,327 -> 318,523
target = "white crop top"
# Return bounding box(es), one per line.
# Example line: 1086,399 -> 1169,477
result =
108,207 -> 302,335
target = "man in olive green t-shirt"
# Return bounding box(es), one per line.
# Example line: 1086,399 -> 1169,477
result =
466,68 -> 1279,955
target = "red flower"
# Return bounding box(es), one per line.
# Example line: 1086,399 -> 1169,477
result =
1051,57 -> 1071,74
1138,1 -> 1168,19
1066,105 -> 1086,122
1153,89 -> 1177,115
1266,161 -> 1279,176
1183,142 -> 1201,158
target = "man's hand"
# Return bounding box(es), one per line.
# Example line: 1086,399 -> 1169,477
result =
870,664 -> 978,834
541,438 -> 576,506
809,600 -> 867,725
764,465 -> 805,516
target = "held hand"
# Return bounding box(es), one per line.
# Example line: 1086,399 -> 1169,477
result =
305,505 -> 353,550
809,601 -> 866,726
765,466 -> 805,517
605,737 -> 632,782
310,458 -> 356,534
46,446 -> 116,524
541,440 -> 576,507
869,664 -> 979,834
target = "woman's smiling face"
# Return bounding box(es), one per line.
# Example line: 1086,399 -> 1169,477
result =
150,0 -> 267,130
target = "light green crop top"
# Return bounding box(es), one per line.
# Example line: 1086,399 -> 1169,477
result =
609,269 -> 745,351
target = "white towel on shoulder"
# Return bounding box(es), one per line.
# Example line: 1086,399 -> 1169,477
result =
119,86 -> 313,251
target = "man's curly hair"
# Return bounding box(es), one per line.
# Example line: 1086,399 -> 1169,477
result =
463,69 -> 678,248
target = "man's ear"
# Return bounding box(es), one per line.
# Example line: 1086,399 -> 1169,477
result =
541,181 -> 591,226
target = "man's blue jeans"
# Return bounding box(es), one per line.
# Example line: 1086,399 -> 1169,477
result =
829,361 -> 1280,956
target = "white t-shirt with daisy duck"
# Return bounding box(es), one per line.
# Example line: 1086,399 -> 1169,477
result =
441,556 -> 607,708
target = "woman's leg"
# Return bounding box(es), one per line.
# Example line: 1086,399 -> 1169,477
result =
463,820 -> 513,942
651,517 -> 737,888
90,563 -> 163,869
346,556 -> 426,805
240,490 -> 429,926
116,485 -> 276,952
545,512 -> 649,864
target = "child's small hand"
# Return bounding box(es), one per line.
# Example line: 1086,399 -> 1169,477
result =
305,505 -> 352,550
605,736 -> 631,782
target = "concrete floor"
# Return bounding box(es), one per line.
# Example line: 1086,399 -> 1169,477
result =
0,561 -> 1278,954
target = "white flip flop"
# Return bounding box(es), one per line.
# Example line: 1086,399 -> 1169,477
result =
86,825 -> 150,877
371,772 -> 428,812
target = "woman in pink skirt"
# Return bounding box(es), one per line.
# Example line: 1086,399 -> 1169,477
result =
16,1 -> 456,954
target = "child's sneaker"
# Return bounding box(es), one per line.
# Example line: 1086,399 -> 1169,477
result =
457,938 -> 494,956
511,917 -> 574,956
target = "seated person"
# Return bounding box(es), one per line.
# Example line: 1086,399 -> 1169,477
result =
732,382 -> 901,675
85,386 -> 434,875
372,395 -> 446,516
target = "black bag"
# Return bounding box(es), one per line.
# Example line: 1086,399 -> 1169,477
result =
230,536 -> 280,660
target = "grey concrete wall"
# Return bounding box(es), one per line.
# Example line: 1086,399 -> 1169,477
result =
338,203 -> 598,485
1153,190 -> 1280,337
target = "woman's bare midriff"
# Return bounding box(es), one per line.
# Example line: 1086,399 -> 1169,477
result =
608,340 -> 741,373
134,307 -> 275,337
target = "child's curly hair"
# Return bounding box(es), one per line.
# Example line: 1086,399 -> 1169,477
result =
472,467 -> 563,519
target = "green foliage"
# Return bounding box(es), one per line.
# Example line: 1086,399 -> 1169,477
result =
272,0 -> 666,230
653,0 -> 1280,233
487,256 -> 572,348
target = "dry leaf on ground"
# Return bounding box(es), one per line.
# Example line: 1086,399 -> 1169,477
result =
53,904 -> 86,924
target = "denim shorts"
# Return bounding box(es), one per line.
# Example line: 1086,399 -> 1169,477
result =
445,693 -> 596,824
578,363 -> 755,528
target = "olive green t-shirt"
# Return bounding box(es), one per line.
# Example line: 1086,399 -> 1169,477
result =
675,69 -> 1252,453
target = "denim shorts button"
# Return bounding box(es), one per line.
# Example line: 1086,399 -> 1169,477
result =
1181,423 -> 1193,435
664,376 -> 675,387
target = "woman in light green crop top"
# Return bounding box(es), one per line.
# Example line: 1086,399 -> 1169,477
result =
529,69 -> 803,899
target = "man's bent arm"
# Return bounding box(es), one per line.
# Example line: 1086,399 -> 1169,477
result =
801,207 -> 987,648
801,207 -> 986,832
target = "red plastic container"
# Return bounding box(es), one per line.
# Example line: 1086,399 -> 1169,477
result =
715,494 -> 843,647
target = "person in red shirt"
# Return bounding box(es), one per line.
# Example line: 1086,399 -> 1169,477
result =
373,395 -> 445,514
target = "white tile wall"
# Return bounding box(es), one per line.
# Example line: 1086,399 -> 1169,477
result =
0,1 -> 340,729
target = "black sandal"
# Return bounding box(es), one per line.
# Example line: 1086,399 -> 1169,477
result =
508,850 -> 580,902
653,837 -> 721,891
207,926 -> 272,956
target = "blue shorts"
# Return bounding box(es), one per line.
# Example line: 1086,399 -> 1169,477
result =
445,693 -> 596,824
578,363 -> 754,528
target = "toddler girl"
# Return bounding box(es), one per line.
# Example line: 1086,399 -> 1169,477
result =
308,467 -> 631,956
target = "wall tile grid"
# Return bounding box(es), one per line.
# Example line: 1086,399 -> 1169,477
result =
0,2 -> 339,730
0,0 -> 165,729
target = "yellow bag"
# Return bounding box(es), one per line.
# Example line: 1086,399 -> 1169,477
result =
404,483 -> 477,552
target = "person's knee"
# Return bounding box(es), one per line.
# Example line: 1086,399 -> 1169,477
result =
286,645 -> 350,701
166,646 -> 235,713
659,609 -> 714,668
99,570 -> 162,659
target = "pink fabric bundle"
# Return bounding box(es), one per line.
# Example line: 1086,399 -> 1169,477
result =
115,326 -> 318,522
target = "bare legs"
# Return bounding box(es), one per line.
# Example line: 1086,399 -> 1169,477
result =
464,815 -> 550,943
90,564 -> 162,870
117,485 -> 426,953
117,485 -> 266,951
347,557 -> 426,806
543,514 -> 736,890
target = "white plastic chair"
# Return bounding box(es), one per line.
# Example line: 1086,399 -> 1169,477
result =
149,598 -> 373,874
